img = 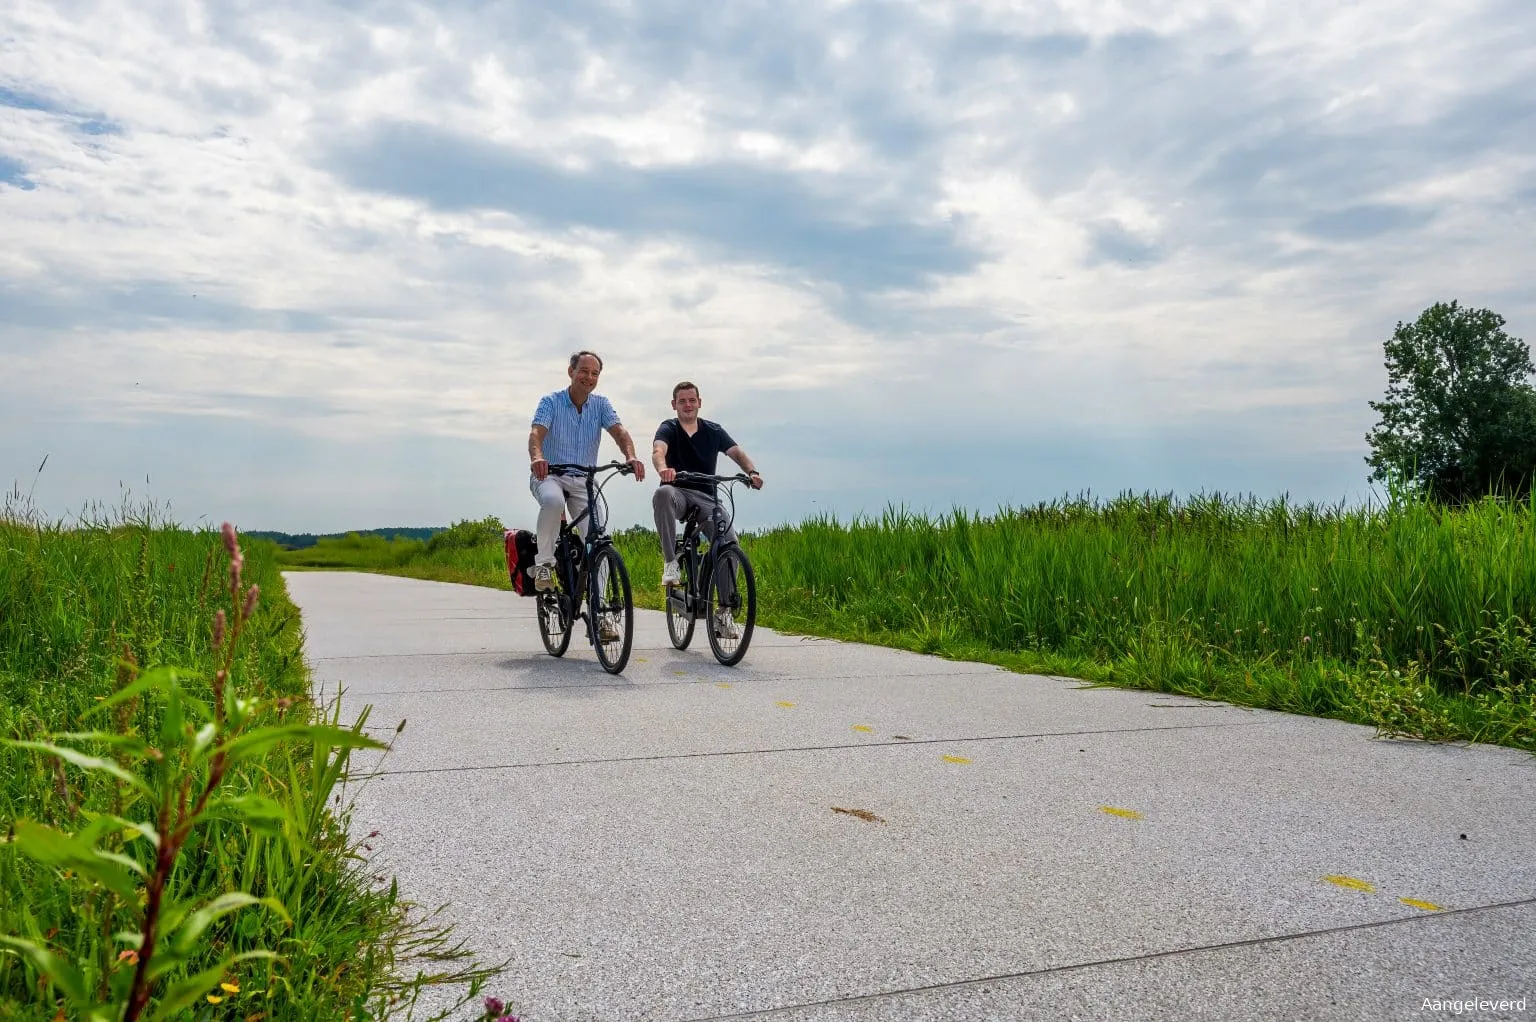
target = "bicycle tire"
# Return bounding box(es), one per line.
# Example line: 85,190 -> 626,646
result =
666,544 -> 697,650
590,546 -> 634,674
705,546 -> 756,666
537,591 -> 572,657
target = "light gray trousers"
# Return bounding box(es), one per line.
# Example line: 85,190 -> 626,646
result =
530,474 -> 598,566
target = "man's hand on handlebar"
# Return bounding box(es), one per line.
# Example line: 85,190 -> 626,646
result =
628,457 -> 647,482
659,467 -> 677,483
531,458 -> 549,481
748,471 -> 764,490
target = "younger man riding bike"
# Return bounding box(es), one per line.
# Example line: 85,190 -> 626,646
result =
651,381 -> 763,639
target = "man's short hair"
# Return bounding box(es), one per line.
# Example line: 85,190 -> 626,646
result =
672,381 -> 700,400
569,350 -> 604,372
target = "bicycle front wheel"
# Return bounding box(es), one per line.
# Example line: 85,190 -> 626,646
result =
590,546 -> 634,674
538,591 -> 572,657
665,547 -> 696,650
705,546 -> 756,666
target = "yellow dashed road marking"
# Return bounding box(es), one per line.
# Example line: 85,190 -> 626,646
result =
1099,806 -> 1143,820
941,755 -> 971,764
1400,897 -> 1442,911
716,682 -> 732,689
1324,875 -> 1376,893
852,725 -> 873,733
776,701 -> 796,708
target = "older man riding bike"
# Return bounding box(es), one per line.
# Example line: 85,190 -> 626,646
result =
528,351 -> 647,617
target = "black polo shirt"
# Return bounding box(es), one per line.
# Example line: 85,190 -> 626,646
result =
655,418 -> 737,495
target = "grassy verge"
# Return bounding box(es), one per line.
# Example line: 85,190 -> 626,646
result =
276,495 -> 1536,752
1,505 -> 498,1020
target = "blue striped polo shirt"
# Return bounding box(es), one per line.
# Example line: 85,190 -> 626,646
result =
532,389 -> 622,467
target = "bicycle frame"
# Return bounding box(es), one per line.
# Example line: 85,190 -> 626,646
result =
546,461 -> 632,642
670,472 -> 751,615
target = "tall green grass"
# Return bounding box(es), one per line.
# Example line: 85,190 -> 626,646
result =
276,494 -> 1536,751
750,493 -> 1533,683
1,502 -> 496,1019
736,493 -> 1535,749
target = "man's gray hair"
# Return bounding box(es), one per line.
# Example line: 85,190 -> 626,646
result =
569,350 -> 604,371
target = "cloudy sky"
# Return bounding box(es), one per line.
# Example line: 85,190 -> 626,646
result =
2,0 -> 1533,534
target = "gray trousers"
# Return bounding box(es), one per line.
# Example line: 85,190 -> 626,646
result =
653,484 -> 738,604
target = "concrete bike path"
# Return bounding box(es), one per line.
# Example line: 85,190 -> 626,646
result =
283,572 -> 1536,1022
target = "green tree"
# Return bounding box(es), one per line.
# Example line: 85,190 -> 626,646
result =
1366,301 -> 1536,503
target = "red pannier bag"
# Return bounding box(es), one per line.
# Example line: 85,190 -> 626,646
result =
505,529 -> 539,596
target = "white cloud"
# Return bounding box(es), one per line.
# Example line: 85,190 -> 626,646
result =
2,0 -> 1533,528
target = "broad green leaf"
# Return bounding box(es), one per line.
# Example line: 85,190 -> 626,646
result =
204,793 -> 292,837
172,892 -> 290,956
206,793 -> 290,822
10,819 -> 83,863
78,812 -> 161,849
11,821 -> 144,901
146,946 -> 186,984
2,741 -> 151,794
0,935 -> 88,1003
159,684 -> 185,751
145,950 -> 279,1022
51,731 -> 150,752
156,901 -> 193,951
61,855 -> 140,902
85,665 -> 183,717
191,722 -> 218,758
226,687 -> 257,729
217,724 -> 386,767
93,848 -> 148,878
145,957 -> 234,1020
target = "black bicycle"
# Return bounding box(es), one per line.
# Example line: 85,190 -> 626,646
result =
663,471 -> 757,666
536,462 -> 635,674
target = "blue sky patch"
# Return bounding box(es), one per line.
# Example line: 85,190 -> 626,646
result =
0,156 -> 36,190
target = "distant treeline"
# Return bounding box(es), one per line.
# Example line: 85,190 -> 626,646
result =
245,527 -> 444,549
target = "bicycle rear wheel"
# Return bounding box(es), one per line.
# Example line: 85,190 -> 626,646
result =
705,546 -> 756,666
590,546 -> 634,674
665,546 -> 696,650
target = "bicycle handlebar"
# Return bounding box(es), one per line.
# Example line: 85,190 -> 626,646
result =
671,471 -> 754,485
548,461 -> 635,477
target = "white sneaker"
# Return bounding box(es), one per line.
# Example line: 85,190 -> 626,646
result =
598,613 -> 622,642
713,609 -> 740,640
661,560 -> 681,587
533,564 -> 554,592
